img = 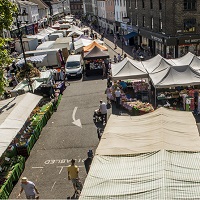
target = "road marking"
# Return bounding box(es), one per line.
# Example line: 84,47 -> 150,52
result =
51,181 -> 56,191
32,167 -> 44,169
72,107 -> 82,128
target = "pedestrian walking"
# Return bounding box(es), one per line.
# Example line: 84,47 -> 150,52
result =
102,61 -> 106,79
115,87 -> 121,108
114,36 -> 117,49
17,177 -> 39,199
99,100 -> 107,124
67,159 -> 80,195
84,150 -> 93,174
117,53 -> 122,62
114,55 -> 117,63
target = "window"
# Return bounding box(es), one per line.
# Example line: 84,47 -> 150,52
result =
151,17 -> 154,29
142,0 -> 145,8
159,18 -> 162,31
184,18 -> 196,32
159,0 -> 162,10
135,0 -> 138,8
184,0 -> 196,10
150,0 -> 153,9
143,16 -> 145,27
136,14 -> 138,26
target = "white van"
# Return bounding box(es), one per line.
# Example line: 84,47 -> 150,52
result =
65,55 -> 83,78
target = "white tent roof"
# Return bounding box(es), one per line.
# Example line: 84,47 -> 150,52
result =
80,151 -> 200,199
111,57 -> 148,80
67,25 -> 81,32
151,65 -> 200,88
96,108 -> 200,156
67,30 -> 84,37
141,54 -> 164,73
0,93 -> 42,157
16,54 -> 47,65
73,38 -> 93,53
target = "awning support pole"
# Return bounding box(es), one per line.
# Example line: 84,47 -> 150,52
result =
155,88 -> 157,108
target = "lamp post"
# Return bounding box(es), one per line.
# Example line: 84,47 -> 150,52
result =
13,1 -> 32,92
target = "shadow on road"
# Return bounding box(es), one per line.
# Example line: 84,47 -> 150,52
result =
82,75 -> 102,81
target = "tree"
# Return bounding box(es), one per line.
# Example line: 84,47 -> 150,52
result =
0,0 -> 17,95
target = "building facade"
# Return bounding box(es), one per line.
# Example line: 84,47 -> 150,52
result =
115,0 -> 127,33
97,0 -> 107,30
105,0 -> 115,34
126,0 -> 200,58
69,0 -> 83,16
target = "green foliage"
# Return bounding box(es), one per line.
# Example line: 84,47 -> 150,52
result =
0,0 -> 17,95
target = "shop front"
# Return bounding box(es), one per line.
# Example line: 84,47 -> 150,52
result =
139,29 -> 177,58
178,35 -> 200,57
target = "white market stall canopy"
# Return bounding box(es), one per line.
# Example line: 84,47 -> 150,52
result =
150,65 -> 200,88
96,107 -> 200,155
67,25 -> 81,32
112,52 -> 200,88
67,30 -> 84,37
0,93 -> 42,157
111,57 -> 148,80
80,151 -> 200,200
80,107 -> 200,199
16,54 -> 47,66
72,38 -> 93,53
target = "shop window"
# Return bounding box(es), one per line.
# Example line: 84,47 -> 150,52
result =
183,18 -> 196,32
150,0 -> 153,9
184,0 -> 196,10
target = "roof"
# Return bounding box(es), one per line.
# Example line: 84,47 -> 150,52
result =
83,46 -> 109,60
151,65 -> 200,88
83,41 -> 108,52
28,0 -> 49,9
80,151 -> 200,199
17,0 -> 38,6
111,57 -> 148,80
96,108 -> 200,156
67,55 -> 82,62
0,93 -> 42,158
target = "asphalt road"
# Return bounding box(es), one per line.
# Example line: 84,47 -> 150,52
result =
9,45 -> 119,199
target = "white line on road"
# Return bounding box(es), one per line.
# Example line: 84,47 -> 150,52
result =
32,167 -> 44,169
51,181 -> 56,191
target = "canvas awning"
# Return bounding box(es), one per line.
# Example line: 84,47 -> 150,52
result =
150,65 -> 200,88
74,34 -> 92,42
96,108 -> 200,156
67,25 -> 81,32
83,41 -> 108,52
16,54 -> 47,66
80,151 -> 200,199
0,93 -> 42,157
83,46 -> 110,60
111,57 -> 148,80
67,30 -> 84,37
124,31 -> 138,40
73,38 -> 93,53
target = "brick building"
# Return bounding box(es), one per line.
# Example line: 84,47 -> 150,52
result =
70,0 -> 83,15
126,0 -> 200,58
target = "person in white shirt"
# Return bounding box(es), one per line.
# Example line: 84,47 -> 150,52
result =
115,87 -> 121,108
99,100 -> 107,124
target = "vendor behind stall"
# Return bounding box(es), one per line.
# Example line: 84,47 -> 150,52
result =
119,80 -> 127,92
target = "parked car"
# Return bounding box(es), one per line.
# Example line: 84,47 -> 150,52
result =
65,55 -> 84,78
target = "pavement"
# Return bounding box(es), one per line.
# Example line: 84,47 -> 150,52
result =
9,43 -> 126,199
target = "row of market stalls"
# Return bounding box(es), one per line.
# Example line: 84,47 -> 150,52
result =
80,108 -> 200,199
0,92 -> 62,199
111,52 -> 200,113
